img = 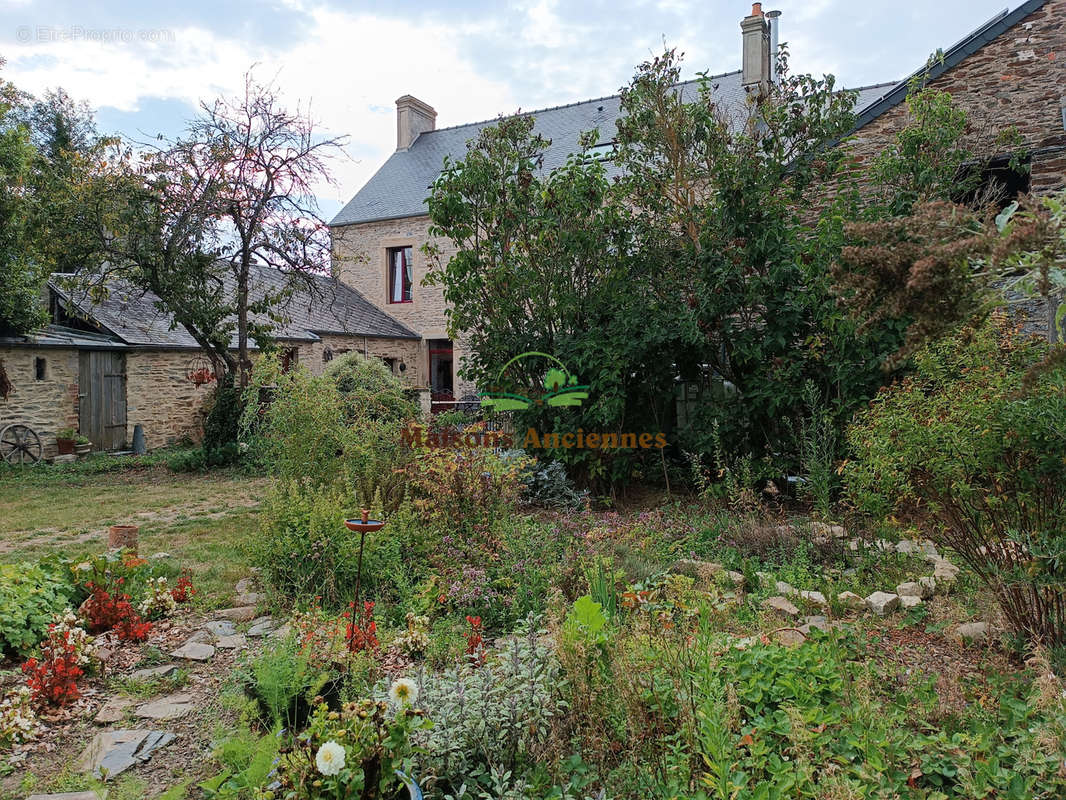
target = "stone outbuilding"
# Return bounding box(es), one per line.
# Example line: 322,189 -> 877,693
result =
0,264 -> 420,458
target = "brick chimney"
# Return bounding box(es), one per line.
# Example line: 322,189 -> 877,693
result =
741,3 -> 771,90
395,95 -> 436,151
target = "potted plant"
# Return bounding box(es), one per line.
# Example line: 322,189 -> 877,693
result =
55,428 -> 76,455
73,434 -> 92,456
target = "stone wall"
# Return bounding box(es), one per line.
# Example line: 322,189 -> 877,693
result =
332,216 -> 477,398
294,333 -> 422,381
0,346 -> 80,458
125,350 -> 214,449
843,0 -> 1066,194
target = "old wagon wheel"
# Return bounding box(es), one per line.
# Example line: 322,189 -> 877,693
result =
0,424 -> 43,465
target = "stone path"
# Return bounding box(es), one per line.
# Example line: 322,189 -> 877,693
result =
77,729 -> 175,779
75,574 -> 278,785
137,693 -> 196,721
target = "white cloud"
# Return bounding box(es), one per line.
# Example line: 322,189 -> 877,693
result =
4,4 -> 517,213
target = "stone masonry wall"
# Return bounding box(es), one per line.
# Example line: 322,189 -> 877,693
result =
295,333 -> 422,380
0,347 -> 80,458
125,350 -> 214,450
843,0 -> 1066,194
1,334 -> 424,457
127,335 -> 423,450
332,216 -> 477,398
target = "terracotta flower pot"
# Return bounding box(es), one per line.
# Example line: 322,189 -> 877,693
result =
56,438 -> 75,455
108,524 -> 139,553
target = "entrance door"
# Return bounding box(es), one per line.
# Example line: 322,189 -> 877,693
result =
79,351 -> 128,450
428,339 -> 454,413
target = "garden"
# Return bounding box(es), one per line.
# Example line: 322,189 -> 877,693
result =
1,316 -> 1065,800
1,50 -> 1066,800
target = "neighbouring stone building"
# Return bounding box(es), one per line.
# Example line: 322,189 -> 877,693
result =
331,0 -> 1066,401
0,264 -> 420,458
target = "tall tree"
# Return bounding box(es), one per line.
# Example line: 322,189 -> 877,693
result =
0,61 -> 48,334
18,87 -> 110,277
16,88 -> 97,162
426,49 -> 897,485
83,73 -> 345,385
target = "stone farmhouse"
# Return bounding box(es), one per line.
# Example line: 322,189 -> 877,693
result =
2,0 -> 1064,458
330,0 -> 1066,410
0,265 -> 419,456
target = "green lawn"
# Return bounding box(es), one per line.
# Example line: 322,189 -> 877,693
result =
0,459 -> 267,604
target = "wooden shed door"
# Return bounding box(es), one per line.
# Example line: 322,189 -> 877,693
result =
79,351 -> 128,450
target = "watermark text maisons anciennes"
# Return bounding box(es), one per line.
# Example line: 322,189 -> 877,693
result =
403,425 -> 667,451
16,26 -> 176,45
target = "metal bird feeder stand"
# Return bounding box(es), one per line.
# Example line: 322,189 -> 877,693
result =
344,509 -> 385,610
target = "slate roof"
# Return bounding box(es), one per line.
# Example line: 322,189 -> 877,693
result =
0,325 -> 127,350
331,71 -> 898,227
47,263 -> 418,351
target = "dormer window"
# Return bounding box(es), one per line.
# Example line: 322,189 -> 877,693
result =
388,246 -> 413,304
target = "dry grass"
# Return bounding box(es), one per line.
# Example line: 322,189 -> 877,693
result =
0,464 -> 268,603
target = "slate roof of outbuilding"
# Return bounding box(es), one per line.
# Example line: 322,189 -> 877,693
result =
0,324 -> 127,350
47,263 -> 418,350
331,71 -> 898,227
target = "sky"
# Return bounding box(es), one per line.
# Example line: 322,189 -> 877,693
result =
0,0 -> 1020,220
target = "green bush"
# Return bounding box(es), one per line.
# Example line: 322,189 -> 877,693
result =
241,358 -> 350,489
253,481 -> 406,607
0,559 -> 78,657
503,451 -> 589,510
322,352 -> 419,427
201,374 -> 245,464
243,355 -> 413,510
235,637 -> 339,730
407,615 -> 562,797
846,314 -> 1066,645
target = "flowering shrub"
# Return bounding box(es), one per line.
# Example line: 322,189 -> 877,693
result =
80,581 -> 152,641
0,687 -> 39,746
290,602 -> 346,670
48,609 -> 94,666
272,699 -> 427,798
392,612 -> 430,656
138,577 -> 179,621
405,438 -> 528,534
22,618 -> 88,707
344,601 -> 379,654
171,572 -> 196,603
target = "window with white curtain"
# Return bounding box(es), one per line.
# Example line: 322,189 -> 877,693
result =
387,246 -> 413,303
